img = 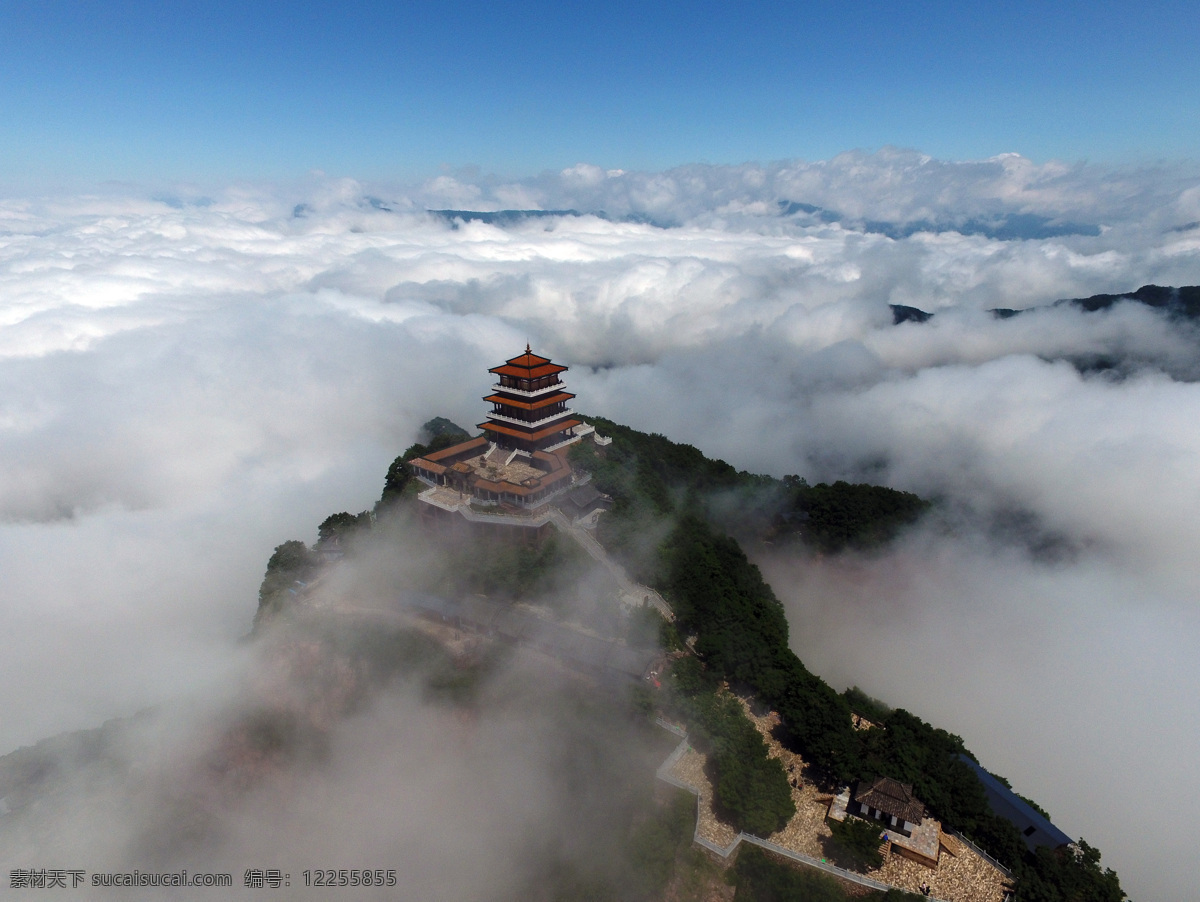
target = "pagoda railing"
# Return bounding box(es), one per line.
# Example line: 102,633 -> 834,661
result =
486,408 -> 574,429
490,382 -> 565,398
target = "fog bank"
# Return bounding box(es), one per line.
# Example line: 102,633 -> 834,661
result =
2,153 -> 1198,899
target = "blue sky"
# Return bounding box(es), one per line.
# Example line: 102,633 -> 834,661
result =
0,0 -> 1197,184
3,8 -> 1200,901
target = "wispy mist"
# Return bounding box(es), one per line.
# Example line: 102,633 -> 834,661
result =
2,152 -> 1198,899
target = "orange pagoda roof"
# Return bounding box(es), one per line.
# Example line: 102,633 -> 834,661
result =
422,436 -> 487,461
490,363 -> 566,379
506,348 -> 552,367
489,345 -> 568,378
483,390 -> 575,410
479,418 -> 582,443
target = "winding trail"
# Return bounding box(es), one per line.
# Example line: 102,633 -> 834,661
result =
547,510 -> 675,621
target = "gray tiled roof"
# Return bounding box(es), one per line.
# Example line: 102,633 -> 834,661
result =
853,776 -> 926,824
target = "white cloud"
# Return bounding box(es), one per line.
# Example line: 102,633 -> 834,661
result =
1,155 -> 1199,899
560,163 -> 607,188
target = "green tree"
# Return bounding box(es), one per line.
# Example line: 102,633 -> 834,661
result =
826,816 -> 885,871
842,686 -> 892,724
658,515 -> 860,784
782,480 -> 930,552
663,668 -> 794,837
625,791 -> 698,898
317,510 -> 371,549
1015,840 -> 1125,902
378,417 -> 471,510
419,416 -> 469,443
711,743 -> 795,837
378,455 -> 415,507
253,540 -> 317,629
733,844 -> 852,902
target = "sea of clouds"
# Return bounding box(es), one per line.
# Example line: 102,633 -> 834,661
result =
2,149 -> 1199,899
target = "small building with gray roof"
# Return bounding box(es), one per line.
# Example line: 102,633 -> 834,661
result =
851,775 -> 926,837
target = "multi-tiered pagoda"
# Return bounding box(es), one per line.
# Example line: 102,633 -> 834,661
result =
480,346 -> 582,453
407,347 -> 610,537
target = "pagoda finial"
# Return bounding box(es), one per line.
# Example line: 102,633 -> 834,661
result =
525,342 -> 531,355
